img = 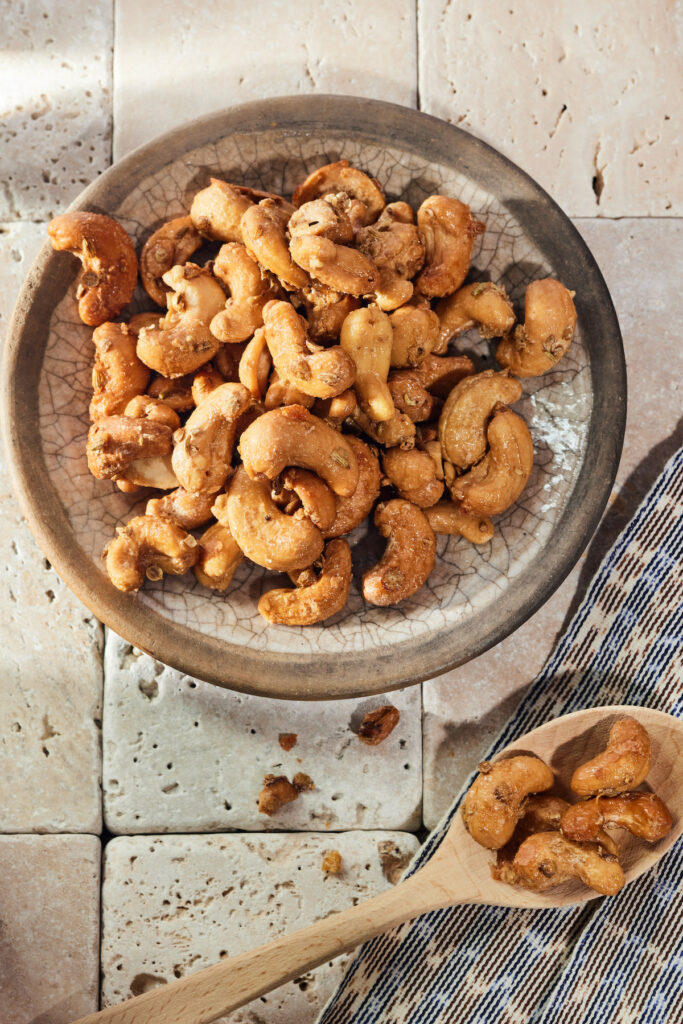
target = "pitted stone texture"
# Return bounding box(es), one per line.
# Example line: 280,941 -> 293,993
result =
0,835 -> 100,1023
103,633 -> 421,832
0,222 -> 46,336
418,1 -> 681,216
423,217 -> 682,828
0,0 -> 113,219
113,0 -> 416,159
100,831 -> 420,1019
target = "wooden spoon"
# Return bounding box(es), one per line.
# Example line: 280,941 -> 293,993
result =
72,705 -> 682,1024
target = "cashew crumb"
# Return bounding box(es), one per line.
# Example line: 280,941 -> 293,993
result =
358,705 -> 400,745
322,850 -> 343,874
279,732 -> 298,752
257,774 -> 299,816
293,772 -> 315,792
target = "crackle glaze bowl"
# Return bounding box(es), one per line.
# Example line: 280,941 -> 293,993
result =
2,96 -> 625,700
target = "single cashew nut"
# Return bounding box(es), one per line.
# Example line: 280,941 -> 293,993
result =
262,300 -> 356,399
239,328 -> 272,400
123,395 -> 180,430
258,539 -> 352,625
452,406 -> 534,516
191,362 -> 225,406
322,436 -> 380,539
210,243 -> 277,344
194,520 -> 244,591
147,372 -> 195,412
239,405 -> 359,496
172,382 -> 251,494
264,369 -> 315,410
104,514 -> 198,592
146,487 -> 215,531
288,195 -> 355,244
241,199 -> 309,290
389,306 -> 441,368
140,216 -> 202,306
89,322 -> 150,421
382,448 -> 444,508
190,178 -> 254,243
462,755 -> 554,849
272,468 -> 337,532
561,792 -> 673,844
292,160 -> 385,221
87,416 -> 172,480
299,283 -> 360,343
47,211 -> 138,326
388,370 -> 441,423
497,278 -> 577,377
289,233 -> 379,297
425,502 -> 494,544
362,499 -> 436,606
497,832 -> 625,895
435,281 -> 515,350
570,718 -> 653,797
416,196 -> 484,298
340,306 -> 394,421
438,369 -> 523,470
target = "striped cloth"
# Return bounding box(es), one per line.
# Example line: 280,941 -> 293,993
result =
319,448 -> 683,1024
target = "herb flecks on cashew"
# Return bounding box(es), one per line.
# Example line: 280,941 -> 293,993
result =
262,300 -> 356,399
292,160 -> 385,221
438,369 -> 523,471
435,281 -> 515,350
89,322 -> 150,422
416,196 -> 484,298
146,487 -> 215,531
497,278 -> 577,377
104,514 -> 198,592
357,204 -> 425,311
172,382 -> 251,495
272,468 -> 337,532
462,755 -> 555,850
258,539 -> 352,625
87,416 -> 173,480
389,306 -> 441,368
299,283 -> 360,344
241,199 -> 309,291
362,499 -> 436,606
570,718 -> 652,797
340,306 -> 394,422
140,216 -> 202,306
323,436 -> 380,539
290,234 -> 379,297
495,832 -> 625,896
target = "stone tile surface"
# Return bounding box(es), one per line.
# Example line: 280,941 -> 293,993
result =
0,0 -> 113,219
100,831 -> 420,1020
113,0 -> 417,158
418,0 -> 682,217
103,634 -> 421,833
423,218 -> 682,827
0,835 -> 101,1023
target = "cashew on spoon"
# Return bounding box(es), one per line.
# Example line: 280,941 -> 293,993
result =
570,718 -> 652,797
462,755 -> 555,850
497,278 -> 577,377
561,793 -> 673,844
262,299 -> 356,399
495,832 -> 625,896
451,406 -> 534,517
258,539 -> 352,626
104,514 -> 198,592
362,499 -> 436,606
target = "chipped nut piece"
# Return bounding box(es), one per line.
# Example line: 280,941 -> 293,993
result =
495,832 -> 625,896
388,370 -> 441,423
190,178 -> 255,243
89,322 -> 151,421
120,455 -> 178,490
494,794 -> 618,870
438,369 -> 523,470
340,306 -> 395,421
238,328 -> 272,400
382,448 -> 444,507
258,775 -> 300,816
389,306 -> 440,368
497,278 -> 577,378
264,369 -> 315,410
362,499 -> 436,606
273,468 -> 337,532
146,488 -> 215,531
123,395 -> 181,430
191,362 -> 225,406
290,234 -> 380,297
452,406 -> 534,517
561,793 -> 673,844
416,196 -> 484,298
87,415 -> 172,480
358,705 -> 400,745
279,733 -> 298,752
323,436 -> 380,539
140,216 -> 202,306
172,382 -> 251,494
147,372 -> 195,412
194,520 -> 244,591
435,281 -> 515,351
262,300 -> 356,400
425,502 -> 494,544
292,160 -> 385,221
104,514 -> 198,592
570,718 -> 653,797
47,211 -> 138,326
462,755 -> 555,850
322,850 -> 343,874
210,242 -> 277,344
239,405 -> 359,497
299,283 -> 360,343
241,199 -> 309,290
351,406 -> 416,451
258,539 -> 352,626
293,772 -> 315,792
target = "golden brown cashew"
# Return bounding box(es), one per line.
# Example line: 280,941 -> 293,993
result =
435,281 -> 515,350
388,370 -> 441,423
323,436 -> 380,538
496,832 -> 625,896
382,448 -> 444,508
147,373 -> 195,412
210,243 -> 277,344
362,499 -> 436,606
136,263 -> 226,378
103,514 -> 198,593
191,362 -> 225,406
340,306 -> 394,421
292,160 -> 385,221
462,755 -> 554,849
299,284 -> 360,343
190,178 -> 255,243
389,306 -> 441,368
497,278 -> 577,378
451,406 -> 534,516
358,205 -> 425,311
258,539 -> 352,625
241,199 -> 309,290
561,793 -> 673,844
416,196 -> 484,298
172,382 -> 251,494
239,405 -> 359,496
438,369 -> 523,470
146,488 -> 215,531
287,196 -> 355,244
264,370 -> 315,410
87,416 -> 172,480
47,211 -> 138,327
123,395 -> 180,430
194,520 -> 244,591
215,467 -> 324,572
262,300 -> 356,399
140,216 -> 202,306
351,406 -> 416,450
272,469 -> 337,532
290,235 -> 380,297
126,312 -> 163,336
238,328 -> 272,400
425,502 -> 494,544
89,322 -> 151,421
570,718 -> 653,797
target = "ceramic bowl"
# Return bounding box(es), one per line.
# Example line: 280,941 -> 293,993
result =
2,96 -> 625,699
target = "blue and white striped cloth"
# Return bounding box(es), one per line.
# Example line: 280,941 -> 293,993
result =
319,448 -> 683,1024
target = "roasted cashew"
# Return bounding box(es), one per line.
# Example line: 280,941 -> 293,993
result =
191,362 -> 225,406
496,794 -> 618,872
272,468 -> 337,531
136,263 -> 226,377
210,243 -> 277,344
262,300 -> 355,399
313,389 -> 358,427
288,195 -> 355,244
416,196 -> 484,298
357,205 -> 425,311
89,322 -> 150,421
146,488 -> 215,531
126,312 -> 163,336
497,278 -> 577,377
570,718 -> 652,797
435,281 -> 515,351
171,382 -> 250,494
418,353 -> 475,397
241,199 -> 309,290
382,448 -> 444,508
290,234 -> 379,297
264,369 -> 315,410
362,499 -> 436,606
561,793 -> 673,844
299,283 -> 360,343
438,369 -> 523,470
258,539 -> 352,625
47,211 -> 138,326
147,372 -> 195,412
388,370 -> 441,423
87,416 -> 172,480
462,755 -> 554,849
190,178 -> 255,243
194,521 -> 244,591
238,328 -> 272,400
123,395 -> 180,430
451,406 -> 534,516
389,306 -> 440,368
292,160 -> 385,221
425,502 -> 494,544
215,467 -> 323,572
340,306 -> 394,421
496,832 -> 625,896
323,436 -> 380,539
140,216 -> 202,306
103,514 -> 198,592
351,405 -> 416,450
239,405 -> 359,497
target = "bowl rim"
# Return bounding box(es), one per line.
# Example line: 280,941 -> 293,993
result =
1,94 -> 626,700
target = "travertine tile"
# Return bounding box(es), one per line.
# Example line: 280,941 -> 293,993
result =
103,633 -> 421,833
0,223 -> 104,833
0,0 -> 113,219
101,831 -> 420,1020
0,835 -> 100,1023
418,1 -> 681,216
113,0 -> 417,158
423,218 -> 681,827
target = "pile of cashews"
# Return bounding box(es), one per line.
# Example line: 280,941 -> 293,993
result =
47,159 -> 579,626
